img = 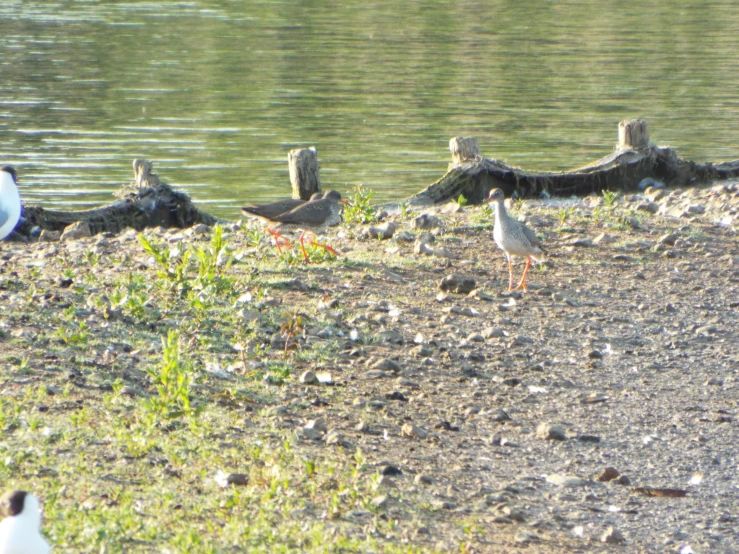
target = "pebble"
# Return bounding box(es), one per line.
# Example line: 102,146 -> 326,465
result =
39,229 -> 61,242
369,358 -> 402,372
299,370 -> 319,385
546,474 -> 590,488
414,474 -> 433,485
438,274 -> 476,294
597,467 -> 621,482
489,409 -> 512,422
482,327 -> 505,339
61,221 -> 92,241
364,221 -> 399,240
411,214 -> 444,231
514,531 -> 539,544
601,526 -> 626,544
537,422 -> 567,440
401,423 -> 429,439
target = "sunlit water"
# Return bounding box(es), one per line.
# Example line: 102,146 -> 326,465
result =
2,1 -> 739,218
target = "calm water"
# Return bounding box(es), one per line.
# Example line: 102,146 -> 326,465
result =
2,1 -> 739,217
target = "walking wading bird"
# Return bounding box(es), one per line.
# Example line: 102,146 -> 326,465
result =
0,490 -> 51,554
241,192 -> 324,223
486,188 -> 547,291
241,192 -> 324,253
260,190 -> 347,262
0,166 -> 21,241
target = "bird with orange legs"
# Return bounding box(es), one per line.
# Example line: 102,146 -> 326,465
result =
486,188 -> 547,291
242,190 -> 346,262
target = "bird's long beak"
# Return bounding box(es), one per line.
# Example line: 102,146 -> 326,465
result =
340,199 -> 349,205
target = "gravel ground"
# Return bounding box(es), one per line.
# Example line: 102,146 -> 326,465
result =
1,182 -> 737,552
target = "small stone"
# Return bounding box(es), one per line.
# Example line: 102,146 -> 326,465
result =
411,214 -> 444,231
297,427 -> 323,440
705,378 -> 723,387
61,221 -> 92,241
514,531 -> 539,544
658,233 -> 678,246
636,202 -> 659,214
438,274 -> 476,294
482,327 -> 505,339
414,474 -> 433,485
615,475 -> 631,486
381,464 -> 403,476
364,221 -> 399,240
305,418 -> 328,433
601,526 -> 625,544
370,495 -> 388,509
597,467 -> 621,482
577,434 -> 601,443
587,349 -> 603,360
299,370 -> 319,385
695,325 -> 718,336
466,332 -> 484,342
370,358 -> 402,372
39,229 -> 61,242
570,238 -> 593,247
355,421 -> 371,433
468,289 -> 494,301
537,422 -> 566,441
490,409 -> 512,422
401,423 -> 428,439
225,473 -> 249,486
501,506 -> 526,522
191,223 -> 211,234
593,232 -> 616,245
546,474 -> 589,487
412,345 -> 432,357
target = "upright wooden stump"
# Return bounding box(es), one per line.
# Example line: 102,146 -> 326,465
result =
449,137 -> 480,165
618,119 -> 651,151
133,159 -> 161,188
288,147 -> 321,200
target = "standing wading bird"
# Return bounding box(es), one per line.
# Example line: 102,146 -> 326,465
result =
266,190 -> 347,262
0,166 -> 21,241
0,490 -> 51,554
486,188 -> 547,291
241,192 -> 324,253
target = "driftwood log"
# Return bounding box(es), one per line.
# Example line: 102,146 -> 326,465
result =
288,147 -> 321,200
18,160 -> 217,236
405,119 -> 739,206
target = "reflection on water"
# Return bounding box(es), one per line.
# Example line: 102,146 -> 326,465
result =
2,1 -> 739,217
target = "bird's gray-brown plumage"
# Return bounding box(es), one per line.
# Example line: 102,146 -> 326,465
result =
241,192 -> 323,223
269,190 -> 344,229
254,190 -> 346,262
487,188 -> 547,291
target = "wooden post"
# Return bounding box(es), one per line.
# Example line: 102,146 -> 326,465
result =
618,119 -> 651,151
449,137 -> 480,165
133,159 -> 160,188
288,147 -> 321,200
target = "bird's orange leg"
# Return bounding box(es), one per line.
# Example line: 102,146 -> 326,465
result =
302,231 -> 339,260
297,231 -> 311,262
267,227 -> 291,254
514,256 -> 532,291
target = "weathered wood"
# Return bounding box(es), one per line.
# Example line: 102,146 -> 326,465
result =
133,159 -> 161,188
288,147 -> 321,200
17,160 -> 217,237
403,119 -> 739,206
618,119 -> 651,151
449,137 -> 480,166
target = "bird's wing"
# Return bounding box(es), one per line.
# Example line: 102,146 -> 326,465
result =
521,224 -> 546,252
0,208 -> 9,229
273,200 -> 329,226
